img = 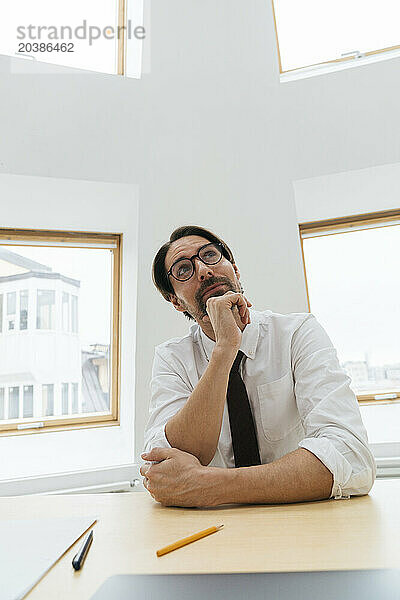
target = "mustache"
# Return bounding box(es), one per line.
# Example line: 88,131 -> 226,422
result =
195,276 -> 236,306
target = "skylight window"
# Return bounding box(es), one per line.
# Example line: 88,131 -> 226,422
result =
272,0 -> 400,73
0,0 -> 144,76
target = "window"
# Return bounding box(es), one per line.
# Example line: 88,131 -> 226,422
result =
0,388 -> 4,420
42,384 -> 54,417
71,295 -> 78,334
0,0 -> 144,76
272,0 -> 400,75
36,290 -> 55,330
8,387 -> 20,419
7,292 -> 16,330
0,228 -> 121,435
0,294 -> 3,333
20,290 -> 28,330
72,383 -> 79,414
23,385 -> 33,418
61,383 -> 69,415
300,210 -> 400,404
62,292 -> 70,331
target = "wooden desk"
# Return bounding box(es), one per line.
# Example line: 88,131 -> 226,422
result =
1,479 -> 398,599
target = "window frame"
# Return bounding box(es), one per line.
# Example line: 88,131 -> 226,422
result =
271,0 -> 400,76
0,387 -> 4,420
0,227 -> 122,436
36,288 -> 56,330
71,294 -> 79,333
8,386 -> 20,419
117,0 -> 127,75
19,289 -> 28,330
6,291 -> 16,330
42,383 -> 55,417
62,291 -> 70,332
299,208 -> 400,406
23,385 -> 34,418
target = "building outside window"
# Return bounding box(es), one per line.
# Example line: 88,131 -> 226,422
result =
42,384 -> 54,417
0,230 -> 120,434
7,292 -> 16,330
20,290 -> 28,330
36,290 -> 55,330
23,385 -> 33,418
8,386 -> 19,419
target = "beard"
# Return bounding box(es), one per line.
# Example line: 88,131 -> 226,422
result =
182,275 -> 240,321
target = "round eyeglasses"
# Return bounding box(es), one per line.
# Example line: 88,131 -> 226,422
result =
168,242 -> 224,282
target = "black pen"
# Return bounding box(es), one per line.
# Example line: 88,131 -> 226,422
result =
72,530 -> 93,571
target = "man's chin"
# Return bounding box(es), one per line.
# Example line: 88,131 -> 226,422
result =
196,287 -> 234,318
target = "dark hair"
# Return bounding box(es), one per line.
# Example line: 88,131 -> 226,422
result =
152,225 -> 235,318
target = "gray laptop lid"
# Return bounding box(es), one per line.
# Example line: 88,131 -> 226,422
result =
91,570 -> 400,600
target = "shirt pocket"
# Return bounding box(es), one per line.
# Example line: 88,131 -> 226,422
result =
256,371 -> 301,442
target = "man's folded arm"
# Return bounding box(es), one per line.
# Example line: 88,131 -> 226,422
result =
144,347 -> 232,464
205,446 -> 334,505
291,314 -> 376,499
143,349 -> 189,454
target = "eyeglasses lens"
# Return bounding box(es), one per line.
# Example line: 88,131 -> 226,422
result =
199,244 -> 221,265
172,260 -> 193,281
172,244 -> 222,281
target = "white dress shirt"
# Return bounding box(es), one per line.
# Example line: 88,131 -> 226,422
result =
144,309 -> 376,498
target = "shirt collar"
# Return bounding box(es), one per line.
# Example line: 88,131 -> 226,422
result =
199,308 -> 260,362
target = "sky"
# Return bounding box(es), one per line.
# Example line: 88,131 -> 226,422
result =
0,0 -> 118,73
303,224 -> 400,367
2,244 -> 112,347
274,0 -> 400,71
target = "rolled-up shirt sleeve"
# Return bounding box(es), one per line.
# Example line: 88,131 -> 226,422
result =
143,347 -> 192,453
292,315 -> 376,498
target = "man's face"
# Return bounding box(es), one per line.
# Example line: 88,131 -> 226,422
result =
165,235 -> 241,322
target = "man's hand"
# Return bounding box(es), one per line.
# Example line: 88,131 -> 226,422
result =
140,447 -> 216,507
141,448 -> 333,507
203,292 -> 252,352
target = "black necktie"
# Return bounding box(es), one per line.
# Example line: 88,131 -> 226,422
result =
227,351 -> 261,468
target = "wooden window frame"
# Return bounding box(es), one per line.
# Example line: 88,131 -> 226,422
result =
117,0 -> 127,75
271,0 -> 400,75
299,208 -> 400,406
0,227 -> 122,436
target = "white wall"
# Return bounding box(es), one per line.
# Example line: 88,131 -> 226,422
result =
1,0 -> 400,465
294,162 -> 400,223
2,0 -> 400,185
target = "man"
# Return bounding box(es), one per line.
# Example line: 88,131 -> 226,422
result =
141,225 -> 375,507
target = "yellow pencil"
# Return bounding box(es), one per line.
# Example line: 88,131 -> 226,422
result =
156,524 -> 224,557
